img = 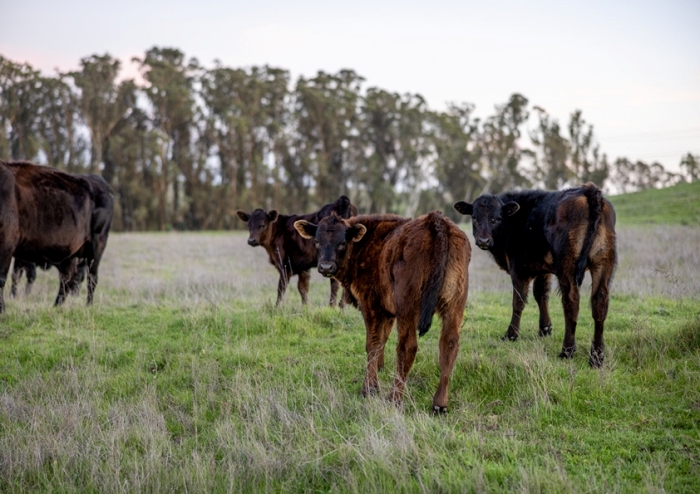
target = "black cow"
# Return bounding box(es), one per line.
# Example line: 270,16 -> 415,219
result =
454,182 -> 617,367
236,196 -> 358,306
0,162 -> 114,311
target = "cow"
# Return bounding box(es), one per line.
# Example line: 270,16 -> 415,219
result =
236,196 -> 358,307
453,182 -> 617,367
0,161 -> 114,312
294,211 -> 471,413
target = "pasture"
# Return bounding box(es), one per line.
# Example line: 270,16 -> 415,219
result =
0,224 -> 699,492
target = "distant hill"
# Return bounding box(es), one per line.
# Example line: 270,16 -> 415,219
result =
609,181 -> 700,226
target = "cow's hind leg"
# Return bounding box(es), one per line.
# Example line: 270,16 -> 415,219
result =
297,270 -> 310,305
588,263 -> 613,368
534,274 -> 553,336
24,262 -> 37,296
557,274 -> 580,359
432,307 -> 463,414
504,275 -> 531,341
388,314 -> 419,405
362,311 -> 394,397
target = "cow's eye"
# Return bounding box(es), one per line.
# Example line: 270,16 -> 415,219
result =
491,218 -> 500,225
338,241 -> 347,250
314,239 -> 320,247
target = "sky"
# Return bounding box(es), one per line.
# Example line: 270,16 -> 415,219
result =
1,0 -> 698,172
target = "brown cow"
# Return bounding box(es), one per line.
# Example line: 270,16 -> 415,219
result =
454,182 -> 617,367
295,211 -> 471,413
0,162 -> 114,311
236,196 -> 358,306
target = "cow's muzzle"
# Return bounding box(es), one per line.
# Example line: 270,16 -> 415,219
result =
247,238 -> 259,247
318,262 -> 337,277
476,237 -> 492,250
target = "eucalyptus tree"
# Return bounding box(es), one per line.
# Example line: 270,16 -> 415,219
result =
568,110 -> 608,187
432,102 -> 484,216
680,153 -> 699,182
103,107 -> 166,231
530,106 -> 571,189
0,56 -> 43,160
294,70 -> 364,206
480,93 -> 531,193
358,87 -> 399,213
200,63 -> 290,224
34,74 -> 88,172
70,54 -> 136,175
611,158 -> 679,193
134,47 -> 198,229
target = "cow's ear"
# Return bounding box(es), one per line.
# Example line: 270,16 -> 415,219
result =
347,223 -> 367,243
267,210 -> 279,222
453,201 -> 473,216
503,201 -> 520,216
294,220 -> 317,239
236,210 -> 250,222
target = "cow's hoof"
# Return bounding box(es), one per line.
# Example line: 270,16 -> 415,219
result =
432,405 -> 448,415
589,348 -> 604,368
538,325 -> 552,337
502,333 -> 519,342
361,385 -> 379,397
558,345 -> 577,359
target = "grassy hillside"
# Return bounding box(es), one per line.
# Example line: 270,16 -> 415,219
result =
0,231 -> 698,493
609,181 -> 700,226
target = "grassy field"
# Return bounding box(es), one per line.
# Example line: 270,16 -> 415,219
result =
0,222 -> 699,492
609,181 -> 700,226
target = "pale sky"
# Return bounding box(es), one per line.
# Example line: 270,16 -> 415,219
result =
1,0 -> 698,172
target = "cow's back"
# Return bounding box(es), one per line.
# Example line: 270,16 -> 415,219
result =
4,161 -> 93,263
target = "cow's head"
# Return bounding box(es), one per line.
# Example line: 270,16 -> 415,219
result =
294,214 -> 366,277
454,195 -> 519,250
236,208 -> 279,247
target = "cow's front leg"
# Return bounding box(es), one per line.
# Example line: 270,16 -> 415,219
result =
275,269 -> 289,307
297,270 -> 310,305
0,252 -> 13,313
361,309 -> 394,397
54,258 -> 78,307
504,275 -> 530,341
533,274 -> 553,337
329,278 -> 340,307
557,274 -> 580,359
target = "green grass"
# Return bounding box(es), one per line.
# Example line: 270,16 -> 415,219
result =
610,181 -> 700,226
0,230 -> 698,492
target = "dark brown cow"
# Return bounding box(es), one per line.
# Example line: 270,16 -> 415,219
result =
0,162 -> 114,311
454,182 -> 617,367
236,196 -> 358,306
295,211 -> 470,412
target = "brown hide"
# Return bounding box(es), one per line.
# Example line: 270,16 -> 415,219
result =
296,211 -> 471,412
0,161 -> 114,311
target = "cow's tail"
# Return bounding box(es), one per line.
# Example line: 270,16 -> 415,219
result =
574,182 -> 604,287
418,212 -> 449,337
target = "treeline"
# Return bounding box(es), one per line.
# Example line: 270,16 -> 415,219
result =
1,48 -> 698,231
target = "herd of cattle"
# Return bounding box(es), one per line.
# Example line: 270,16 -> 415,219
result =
1,159 -> 617,413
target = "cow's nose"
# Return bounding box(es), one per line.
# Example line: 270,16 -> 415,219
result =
476,237 -> 491,250
248,238 -> 258,246
318,262 -> 336,276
